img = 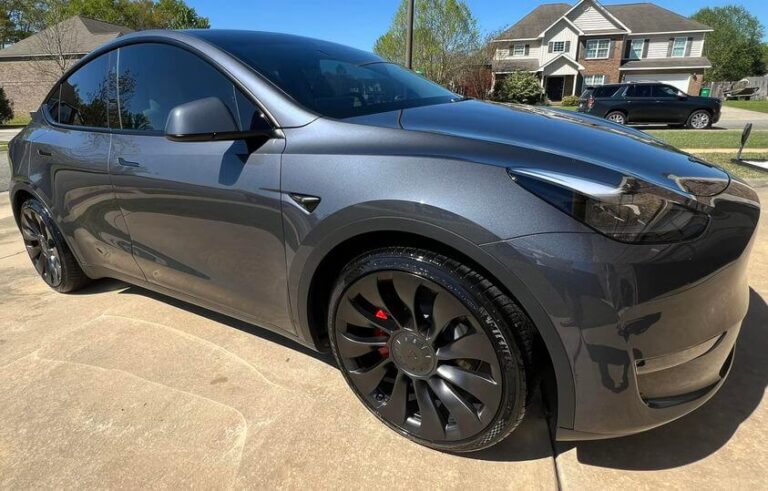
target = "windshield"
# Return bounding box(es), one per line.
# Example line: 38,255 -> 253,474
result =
205,34 -> 461,119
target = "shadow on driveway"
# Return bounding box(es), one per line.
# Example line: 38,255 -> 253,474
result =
556,288 -> 768,469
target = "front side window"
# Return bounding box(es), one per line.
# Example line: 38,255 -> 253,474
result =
584,74 -> 605,86
552,41 -> 565,53
628,85 -> 653,98
585,39 -> 610,59
671,37 -> 687,57
115,43 -> 267,133
630,39 -> 644,59
653,85 -> 680,98
513,44 -> 525,56
56,52 -> 114,128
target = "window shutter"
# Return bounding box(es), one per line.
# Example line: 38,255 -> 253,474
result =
524,44 -> 530,56
548,42 -> 554,53
666,38 -> 674,57
624,40 -> 632,59
607,40 -> 614,58
565,40 -> 571,53
685,37 -> 693,57
642,39 -> 649,58
578,40 -> 585,60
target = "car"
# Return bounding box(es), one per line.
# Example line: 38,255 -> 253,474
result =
577,82 -> 722,129
8,30 -> 760,452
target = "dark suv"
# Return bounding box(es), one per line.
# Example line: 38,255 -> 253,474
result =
578,82 -> 721,129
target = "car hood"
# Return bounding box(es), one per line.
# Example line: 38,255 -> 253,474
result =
349,100 -> 730,198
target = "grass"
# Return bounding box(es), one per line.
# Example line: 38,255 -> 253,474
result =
645,129 -> 768,149
1,115 -> 31,128
0,143 -> 6,152
695,153 -> 768,180
723,100 -> 768,114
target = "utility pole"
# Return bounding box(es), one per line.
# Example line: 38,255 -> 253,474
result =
406,0 -> 414,69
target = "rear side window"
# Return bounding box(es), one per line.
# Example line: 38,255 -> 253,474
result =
56,52 -> 115,128
115,43 -> 268,133
591,86 -> 622,98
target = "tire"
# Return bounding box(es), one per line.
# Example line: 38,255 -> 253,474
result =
687,109 -> 712,129
19,198 -> 90,293
605,111 -> 626,125
328,247 -> 537,452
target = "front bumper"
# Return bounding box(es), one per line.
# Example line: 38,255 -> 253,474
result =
483,179 -> 759,439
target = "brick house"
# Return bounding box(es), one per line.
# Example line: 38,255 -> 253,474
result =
491,0 -> 713,101
0,16 -> 132,117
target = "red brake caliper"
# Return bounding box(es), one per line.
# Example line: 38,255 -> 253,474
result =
375,309 -> 390,357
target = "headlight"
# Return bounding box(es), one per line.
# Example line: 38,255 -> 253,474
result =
509,168 -> 709,244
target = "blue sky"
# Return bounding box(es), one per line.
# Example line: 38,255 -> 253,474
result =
188,0 -> 768,49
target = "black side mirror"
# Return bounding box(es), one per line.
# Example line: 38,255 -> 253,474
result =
165,97 -> 274,142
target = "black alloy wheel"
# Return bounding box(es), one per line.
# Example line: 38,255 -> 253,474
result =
329,248 -> 535,452
19,198 -> 90,293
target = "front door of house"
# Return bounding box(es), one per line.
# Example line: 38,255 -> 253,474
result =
546,77 -> 565,101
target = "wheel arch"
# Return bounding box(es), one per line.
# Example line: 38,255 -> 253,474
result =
291,217 -> 576,429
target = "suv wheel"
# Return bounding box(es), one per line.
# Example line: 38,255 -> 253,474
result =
328,247 -> 536,452
606,111 -> 626,125
687,110 -> 711,129
19,198 -> 90,292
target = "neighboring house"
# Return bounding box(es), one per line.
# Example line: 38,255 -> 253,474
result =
0,16 -> 132,116
491,0 -> 712,101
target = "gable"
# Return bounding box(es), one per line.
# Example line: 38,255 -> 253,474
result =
568,2 -> 621,32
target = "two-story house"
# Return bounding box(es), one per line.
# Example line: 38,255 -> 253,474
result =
491,0 -> 713,101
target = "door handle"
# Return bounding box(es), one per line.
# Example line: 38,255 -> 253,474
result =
37,148 -> 52,157
117,157 -> 141,168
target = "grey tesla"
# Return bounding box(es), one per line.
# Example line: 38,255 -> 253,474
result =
7,30 -> 760,452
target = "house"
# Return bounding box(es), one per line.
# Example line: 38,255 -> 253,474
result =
491,0 -> 713,101
0,16 -> 132,116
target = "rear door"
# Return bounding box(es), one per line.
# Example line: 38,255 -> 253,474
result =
108,43 -> 293,333
624,84 -> 654,123
28,51 -> 144,280
651,84 -> 687,123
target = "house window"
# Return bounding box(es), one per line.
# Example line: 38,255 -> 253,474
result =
585,39 -> 610,59
513,44 -> 526,56
629,39 -> 644,59
584,74 -> 606,86
671,37 -> 687,57
552,41 -> 565,53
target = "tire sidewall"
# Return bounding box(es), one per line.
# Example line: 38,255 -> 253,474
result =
687,110 -> 711,129
21,198 -> 76,292
327,248 -> 527,452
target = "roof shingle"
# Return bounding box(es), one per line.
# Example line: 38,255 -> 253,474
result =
495,4 -> 571,40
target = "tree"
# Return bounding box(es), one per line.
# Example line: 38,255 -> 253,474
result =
492,71 -> 543,104
692,6 -> 765,81
0,86 -> 14,124
374,0 -> 480,87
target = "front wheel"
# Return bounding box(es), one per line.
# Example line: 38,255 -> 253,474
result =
687,110 -> 712,129
605,111 -> 626,125
328,247 -> 536,452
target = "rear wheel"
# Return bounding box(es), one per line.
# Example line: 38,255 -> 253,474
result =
19,198 -> 90,293
687,110 -> 711,129
328,247 -> 536,452
606,111 -> 626,125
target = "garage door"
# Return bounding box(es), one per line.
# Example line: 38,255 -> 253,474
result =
624,73 -> 691,93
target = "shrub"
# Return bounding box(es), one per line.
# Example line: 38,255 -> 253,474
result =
0,87 -> 13,124
493,71 -> 544,104
561,95 -> 580,106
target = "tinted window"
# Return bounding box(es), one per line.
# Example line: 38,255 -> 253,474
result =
202,34 -> 461,119
115,43 -> 266,132
628,85 -> 653,98
653,85 -> 679,98
592,86 -> 622,98
57,52 -> 114,127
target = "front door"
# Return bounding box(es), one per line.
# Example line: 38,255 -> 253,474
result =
108,42 -> 293,333
546,76 -> 565,102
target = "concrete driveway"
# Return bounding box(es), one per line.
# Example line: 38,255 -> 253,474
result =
1,190 -> 767,489
716,105 -> 768,130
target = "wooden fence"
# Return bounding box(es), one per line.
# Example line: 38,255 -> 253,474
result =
706,77 -> 768,100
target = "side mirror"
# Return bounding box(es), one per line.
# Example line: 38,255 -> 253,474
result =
165,97 -> 274,142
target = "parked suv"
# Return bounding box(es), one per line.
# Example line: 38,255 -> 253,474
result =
578,82 -> 721,129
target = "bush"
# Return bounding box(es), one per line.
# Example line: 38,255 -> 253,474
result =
0,87 -> 13,125
561,95 -> 580,106
493,71 -> 544,104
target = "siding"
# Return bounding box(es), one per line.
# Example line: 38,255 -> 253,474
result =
541,20 -> 579,64
624,34 -> 704,59
494,41 -> 541,60
569,4 -> 618,32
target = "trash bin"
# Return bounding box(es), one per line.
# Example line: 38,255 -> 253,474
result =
700,87 -> 711,97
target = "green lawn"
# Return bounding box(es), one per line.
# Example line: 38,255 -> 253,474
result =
0,143 -> 7,152
695,153 -> 768,180
555,105 -> 578,111
723,100 -> 768,114
1,115 -> 31,128
645,129 -> 768,149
